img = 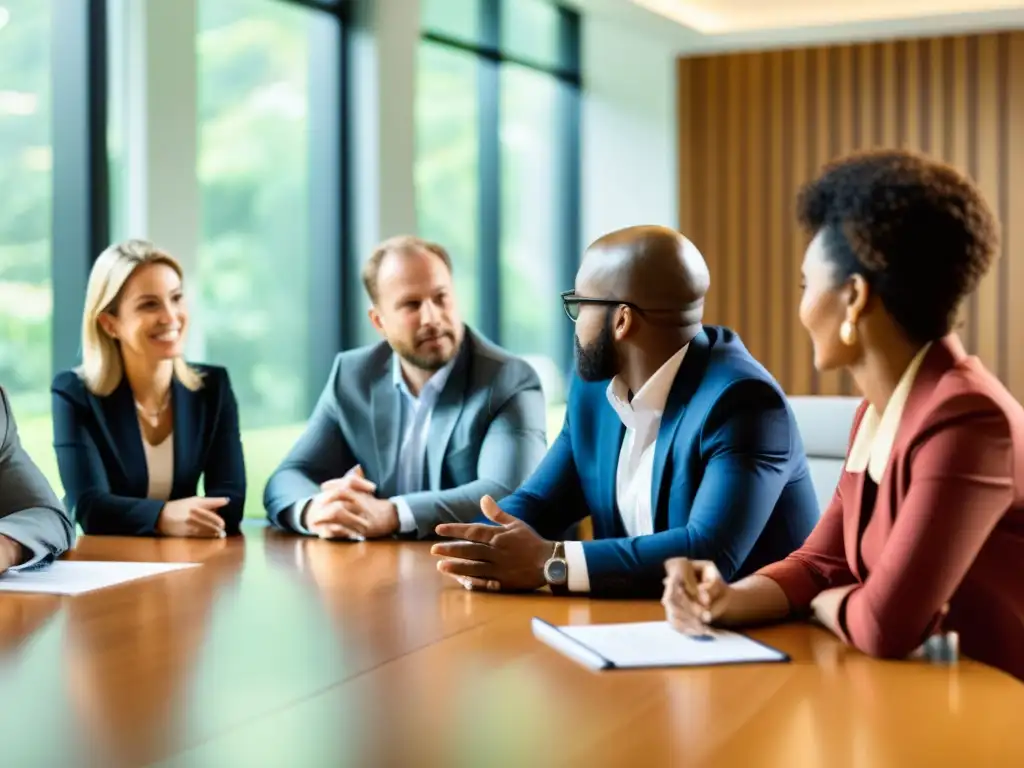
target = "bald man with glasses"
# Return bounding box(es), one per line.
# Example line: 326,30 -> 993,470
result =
432,226 -> 819,598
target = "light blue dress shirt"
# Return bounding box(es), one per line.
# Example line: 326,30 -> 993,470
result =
390,354 -> 456,533
289,354 -> 456,536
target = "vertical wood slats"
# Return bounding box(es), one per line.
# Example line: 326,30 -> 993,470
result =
677,32 -> 1023,401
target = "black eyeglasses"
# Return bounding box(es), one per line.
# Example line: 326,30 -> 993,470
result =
560,289 -> 701,326
560,290 -> 646,322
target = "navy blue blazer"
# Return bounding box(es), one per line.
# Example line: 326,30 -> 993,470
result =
500,326 -> 819,598
51,365 -> 246,536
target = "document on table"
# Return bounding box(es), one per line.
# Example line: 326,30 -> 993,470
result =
0,561 -> 200,596
532,618 -> 789,670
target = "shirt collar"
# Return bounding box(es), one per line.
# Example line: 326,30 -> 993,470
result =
605,345 -> 688,430
393,353 -> 457,403
846,342 -> 932,483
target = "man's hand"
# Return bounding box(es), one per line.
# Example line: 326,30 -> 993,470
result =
430,496 -> 553,592
304,466 -> 397,540
0,534 -> 26,575
326,486 -> 399,539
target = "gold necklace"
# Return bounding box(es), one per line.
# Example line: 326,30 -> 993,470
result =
134,393 -> 170,427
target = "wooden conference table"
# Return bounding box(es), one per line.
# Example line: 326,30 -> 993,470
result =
1,524 -> 1022,768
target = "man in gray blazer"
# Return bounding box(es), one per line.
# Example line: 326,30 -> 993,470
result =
264,235 -> 548,540
0,388 -> 75,574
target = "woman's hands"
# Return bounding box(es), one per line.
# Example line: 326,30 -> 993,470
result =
157,497 -> 228,538
662,558 -> 732,633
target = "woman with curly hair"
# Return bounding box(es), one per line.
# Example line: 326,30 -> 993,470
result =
661,150 -> 1024,682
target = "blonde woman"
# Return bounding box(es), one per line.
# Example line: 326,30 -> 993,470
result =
51,240 -> 246,537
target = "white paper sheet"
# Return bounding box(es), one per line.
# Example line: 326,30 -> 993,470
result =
0,561 -> 200,596
533,618 -> 788,670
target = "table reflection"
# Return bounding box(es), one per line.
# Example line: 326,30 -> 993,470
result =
63,538 -> 241,767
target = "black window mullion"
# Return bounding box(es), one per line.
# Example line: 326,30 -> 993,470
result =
555,5 -> 581,372
477,0 -> 501,343
306,5 -> 347,409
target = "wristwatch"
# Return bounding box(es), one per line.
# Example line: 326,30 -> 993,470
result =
544,541 -> 569,593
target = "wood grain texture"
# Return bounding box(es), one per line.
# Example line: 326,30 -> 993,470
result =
678,32 -> 1023,399
2,525 -> 1023,767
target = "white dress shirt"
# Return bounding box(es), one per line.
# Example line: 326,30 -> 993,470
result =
563,345 -> 688,592
142,430 -> 174,500
288,355 -> 456,536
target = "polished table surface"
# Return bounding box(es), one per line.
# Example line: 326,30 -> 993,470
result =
2,523 -> 1022,768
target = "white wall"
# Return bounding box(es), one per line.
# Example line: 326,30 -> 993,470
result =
580,15 -> 679,248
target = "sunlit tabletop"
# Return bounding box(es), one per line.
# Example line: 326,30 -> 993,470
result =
1,523 -> 1021,767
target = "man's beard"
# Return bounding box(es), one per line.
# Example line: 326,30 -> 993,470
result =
394,329 -> 458,372
574,314 -> 618,382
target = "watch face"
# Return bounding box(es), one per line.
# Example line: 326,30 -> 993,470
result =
545,559 -> 568,585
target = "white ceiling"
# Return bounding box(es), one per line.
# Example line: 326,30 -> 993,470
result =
568,0 -> 1024,53
631,0 -> 1024,33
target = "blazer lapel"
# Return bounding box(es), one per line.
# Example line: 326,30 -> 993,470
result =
98,378 -> 147,493
370,368 -> 402,498
651,330 -> 711,530
426,341 -> 471,490
599,410 -> 627,537
171,376 -> 201,497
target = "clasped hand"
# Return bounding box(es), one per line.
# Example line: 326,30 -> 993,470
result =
430,495 -> 553,592
661,557 -> 731,633
304,465 -> 399,540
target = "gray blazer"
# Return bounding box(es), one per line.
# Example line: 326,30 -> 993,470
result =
0,388 -> 74,568
264,327 -> 549,538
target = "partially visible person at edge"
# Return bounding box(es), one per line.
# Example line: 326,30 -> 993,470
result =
0,388 -> 74,573
662,150 -> 1024,683
51,239 -> 246,538
430,225 -> 819,598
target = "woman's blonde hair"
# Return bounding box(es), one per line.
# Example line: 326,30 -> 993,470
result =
78,239 -> 203,396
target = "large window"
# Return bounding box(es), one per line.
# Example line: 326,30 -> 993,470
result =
417,0 -> 580,381
196,0 -> 344,514
0,1 -> 56,475
415,42 -> 481,327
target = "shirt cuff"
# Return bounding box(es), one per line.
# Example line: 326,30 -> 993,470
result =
286,499 -> 314,536
564,540 -> 591,593
391,497 -> 417,535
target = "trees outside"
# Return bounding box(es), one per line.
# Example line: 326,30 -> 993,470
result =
0,0 -> 54,418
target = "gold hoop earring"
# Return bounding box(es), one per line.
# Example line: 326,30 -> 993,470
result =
839,320 -> 858,346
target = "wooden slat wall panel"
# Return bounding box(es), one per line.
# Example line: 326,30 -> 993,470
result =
677,32 -> 1024,401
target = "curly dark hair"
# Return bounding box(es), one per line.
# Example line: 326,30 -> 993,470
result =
796,150 -> 1000,344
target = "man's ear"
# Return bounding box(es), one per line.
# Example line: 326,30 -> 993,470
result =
368,306 -> 386,337
612,306 -> 634,341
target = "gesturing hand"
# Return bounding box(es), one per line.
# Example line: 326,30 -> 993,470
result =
157,497 -> 229,538
662,558 -> 731,633
431,495 -> 553,592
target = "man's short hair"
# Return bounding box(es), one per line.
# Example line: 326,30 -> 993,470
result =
362,235 -> 454,304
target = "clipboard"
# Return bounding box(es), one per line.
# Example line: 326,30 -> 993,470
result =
532,617 -> 790,671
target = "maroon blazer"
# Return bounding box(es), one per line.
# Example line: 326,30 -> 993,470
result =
759,335 -> 1024,682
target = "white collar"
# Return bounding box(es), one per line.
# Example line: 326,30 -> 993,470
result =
846,343 -> 932,482
605,345 -> 688,430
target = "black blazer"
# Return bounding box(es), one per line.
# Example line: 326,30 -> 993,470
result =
51,365 -> 246,536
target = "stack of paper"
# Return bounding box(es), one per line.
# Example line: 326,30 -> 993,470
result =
0,561 -> 199,596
